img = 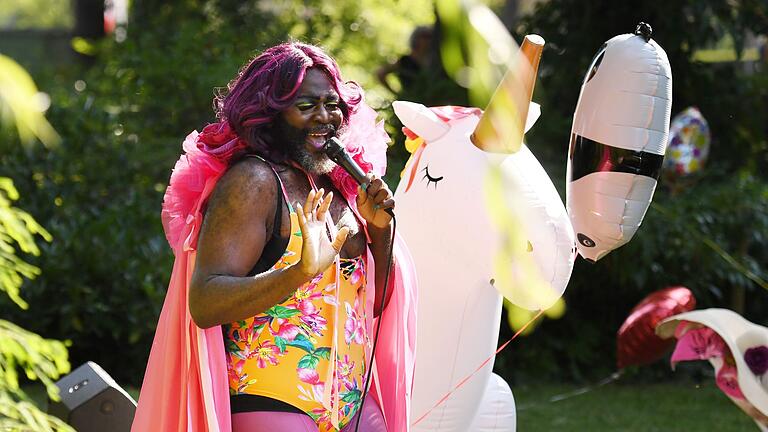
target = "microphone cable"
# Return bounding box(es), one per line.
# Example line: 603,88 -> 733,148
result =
354,213 -> 396,432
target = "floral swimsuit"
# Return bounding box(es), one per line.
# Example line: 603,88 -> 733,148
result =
223,166 -> 369,431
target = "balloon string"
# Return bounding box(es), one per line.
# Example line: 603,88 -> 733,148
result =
651,203 -> 768,291
546,370 -> 622,402
411,309 -> 545,427
516,370 -> 623,411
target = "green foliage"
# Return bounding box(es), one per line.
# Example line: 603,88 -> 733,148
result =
0,0 -> 73,29
0,58 -> 72,431
0,179 -> 70,431
0,320 -> 72,432
0,178 -> 51,309
0,397 -> 73,432
0,54 -> 60,148
1,0 -> 434,387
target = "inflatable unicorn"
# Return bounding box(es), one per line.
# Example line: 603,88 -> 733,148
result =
393,36 -> 575,432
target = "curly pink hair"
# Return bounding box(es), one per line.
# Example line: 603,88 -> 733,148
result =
216,42 -> 362,161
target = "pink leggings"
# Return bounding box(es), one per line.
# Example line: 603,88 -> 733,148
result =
231,395 -> 386,432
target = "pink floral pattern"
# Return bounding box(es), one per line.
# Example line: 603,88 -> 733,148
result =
223,246 -> 368,431
345,297 -> 365,346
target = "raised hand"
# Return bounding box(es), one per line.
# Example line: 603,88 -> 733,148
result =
295,188 -> 349,277
356,176 -> 394,229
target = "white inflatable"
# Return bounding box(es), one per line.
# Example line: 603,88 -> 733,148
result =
498,145 -> 576,310
566,22 -> 672,262
393,101 -> 505,432
467,373 -> 517,431
394,101 -> 573,431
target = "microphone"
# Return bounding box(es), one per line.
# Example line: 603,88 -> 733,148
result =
323,136 -> 394,217
323,137 -> 368,184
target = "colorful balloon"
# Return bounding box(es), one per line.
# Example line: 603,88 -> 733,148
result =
663,106 -> 711,176
616,286 -> 696,369
566,22 -> 673,262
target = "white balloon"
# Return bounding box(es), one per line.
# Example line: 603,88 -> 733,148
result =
566,24 -> 672,262
393,101 -> 573,431
467,373 -> 517,432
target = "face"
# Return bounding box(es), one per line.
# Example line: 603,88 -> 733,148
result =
278,68 -> 343,174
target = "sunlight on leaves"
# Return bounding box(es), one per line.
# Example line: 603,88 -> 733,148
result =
0,54 -> 60,148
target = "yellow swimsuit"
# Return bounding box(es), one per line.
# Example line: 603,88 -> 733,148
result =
223,203 -> 369,431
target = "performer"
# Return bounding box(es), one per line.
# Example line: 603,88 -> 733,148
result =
132,43 -> 417,432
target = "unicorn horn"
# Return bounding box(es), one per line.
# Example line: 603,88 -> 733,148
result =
471,34 -> 545,153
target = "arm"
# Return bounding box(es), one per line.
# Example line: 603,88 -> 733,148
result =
189,160 -> 348,329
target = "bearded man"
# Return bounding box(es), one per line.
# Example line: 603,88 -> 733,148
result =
132,43 -> 417,432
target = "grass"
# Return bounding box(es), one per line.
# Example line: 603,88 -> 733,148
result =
25,377 -> 760,431
515,380 -> 758,431
692,47 -> 760,63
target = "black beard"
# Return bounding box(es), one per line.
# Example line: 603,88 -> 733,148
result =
275,119 -> 339,175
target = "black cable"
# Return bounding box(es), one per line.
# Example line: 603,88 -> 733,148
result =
354,214 -> 396,432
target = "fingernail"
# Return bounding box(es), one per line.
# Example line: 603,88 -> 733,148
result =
373,204 -> 380,210
362,183 -> 368,192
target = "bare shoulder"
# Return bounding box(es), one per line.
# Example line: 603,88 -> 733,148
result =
206,157 -> 278,218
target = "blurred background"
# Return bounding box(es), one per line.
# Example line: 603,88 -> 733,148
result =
1,0 -> 767,430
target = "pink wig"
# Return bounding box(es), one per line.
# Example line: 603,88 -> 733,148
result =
216,42 -> 363,161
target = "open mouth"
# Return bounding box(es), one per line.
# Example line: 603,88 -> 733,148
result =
306,128 -> 335,149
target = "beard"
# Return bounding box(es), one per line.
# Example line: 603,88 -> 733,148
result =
289,144 -> 336,175
277,120 -> 341,175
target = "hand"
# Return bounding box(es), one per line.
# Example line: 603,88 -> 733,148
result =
356,175 -> 394,229
296,189 -> 349,277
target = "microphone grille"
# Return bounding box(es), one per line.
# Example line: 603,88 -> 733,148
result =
323,136 -> 344,159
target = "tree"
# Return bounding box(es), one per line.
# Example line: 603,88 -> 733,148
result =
0,53 -> 73,432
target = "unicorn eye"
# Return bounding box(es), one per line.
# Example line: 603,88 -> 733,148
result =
421,165 -> 443,189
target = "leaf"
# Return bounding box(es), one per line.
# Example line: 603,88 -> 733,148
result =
314,347 -> 331,360
265,305 -> 301,319
226,340 -> 240,352
285,334 -> 315,353
341,389 -> 361,403
298,354 -> 319,369
274,336 -> 287,353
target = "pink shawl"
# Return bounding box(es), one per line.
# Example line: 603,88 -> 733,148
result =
132,106 -> 417,432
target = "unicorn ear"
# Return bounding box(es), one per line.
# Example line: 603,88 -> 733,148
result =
393,101 -> 450,142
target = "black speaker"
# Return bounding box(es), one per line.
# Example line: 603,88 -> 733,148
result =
48,361 -> 136,432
